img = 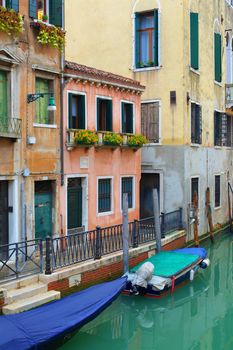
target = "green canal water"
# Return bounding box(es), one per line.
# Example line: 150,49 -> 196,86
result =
60,231 -> 233,350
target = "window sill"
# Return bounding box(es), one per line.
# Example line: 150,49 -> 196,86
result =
143,142 -> 161,147
190,143 -> 201,148
33,123 -> 57,129
97,210 -> 114,217
214,146 -> 222,149
214,206 -> 221,211
133,66 -> 161,73
189,67 -> 200,75
214,81 -> 222,87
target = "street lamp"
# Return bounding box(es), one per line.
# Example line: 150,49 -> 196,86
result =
27,93 -> 56,111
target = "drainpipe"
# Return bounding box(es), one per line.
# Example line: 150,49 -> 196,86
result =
60,0 -> 65,186
21,179 -> 25,242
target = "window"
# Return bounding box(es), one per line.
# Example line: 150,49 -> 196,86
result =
0,71 -> 8,124
190,13 -> 199,70
121,177 -> 133,209
191,102 -> 202,144
97,98 -> 112,131
135,10 -> 158,69
3,0 -> 19,11
98,178 -> 112,213
68,93 -> 85,129
141,102 -> 160,143
215,175 -> 220,207
214,32 -> 222,83
35,78 -> 54,125
121,102 -> 134,133
226,115 -> 233,147
29,0 -> 62,27
191,177 -> 199,206
214,111 -> 227,146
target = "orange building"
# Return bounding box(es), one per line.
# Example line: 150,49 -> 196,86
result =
61,61 -> 145,232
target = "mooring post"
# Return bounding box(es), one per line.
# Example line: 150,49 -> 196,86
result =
122,193 -> 129,273
132,219 -> 138,248
45,236 -> 52,275
153,188 -> 161,252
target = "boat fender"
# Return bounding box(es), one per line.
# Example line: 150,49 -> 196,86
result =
190,269 -> 195,281
200,258 -> 210,269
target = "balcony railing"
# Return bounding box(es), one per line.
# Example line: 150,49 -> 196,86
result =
0,117 -> 21,139
226,84 -> 233,108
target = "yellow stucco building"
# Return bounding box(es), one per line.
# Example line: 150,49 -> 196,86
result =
65,0 -> 233,237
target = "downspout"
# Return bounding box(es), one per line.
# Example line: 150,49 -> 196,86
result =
60,0 -> 65,186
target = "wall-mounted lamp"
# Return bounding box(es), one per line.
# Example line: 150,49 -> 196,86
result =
27,93 -> 56,111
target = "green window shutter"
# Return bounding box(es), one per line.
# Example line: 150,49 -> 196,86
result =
214,33 -> 222,82
127,103 -> 133,133
68,93 -> 73,129
121,102 -> 126,133
97,98 -> 100,130
5,0 -> 19,11
135,13 -> 140,68
154,9 -> 159,67
0,71 -> 8,122
35,78 -> 49,124
49,0 -> 62,27
190,13 -> 199,70
77,95 -> 85,129
106,100 -> 112,131
29,0 -> 37,18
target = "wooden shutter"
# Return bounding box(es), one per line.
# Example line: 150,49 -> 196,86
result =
49,0 -> 62,27
221,113 -> 227,146
214,33 -> 222,82
198,105 -> 202,144
5,0 -> 19,11
35,78 -> 49,124
0,71 -> 8,123
68,93 -> 73,129
154,9 -> 159,67
121,102 -> 126,132
29,0 -> 37,18
190,13 -> 199,70
77,95 -> 85,129
106,100 -> 112,131
135,13 -> 140,68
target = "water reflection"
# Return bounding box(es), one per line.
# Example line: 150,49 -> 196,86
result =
60,232 -> 233,350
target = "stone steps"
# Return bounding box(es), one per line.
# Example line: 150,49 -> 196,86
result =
6,282 -> 47,303
2,290 -> 60,314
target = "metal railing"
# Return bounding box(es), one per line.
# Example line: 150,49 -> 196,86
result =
0,239 -> 43,284
0,117 -> 21,139
0,209 -> 183,280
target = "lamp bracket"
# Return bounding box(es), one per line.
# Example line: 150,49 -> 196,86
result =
27,93 -> 52,104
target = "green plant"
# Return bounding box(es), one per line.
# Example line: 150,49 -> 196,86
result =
127,134 -> 148,147
0,6 -> 23,36
74,129 -> 98,145
103,132 -> 123,146
37,23 -> 65,51
42,14 -> 48,21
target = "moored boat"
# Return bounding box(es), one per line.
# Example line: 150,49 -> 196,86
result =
123,247 -> 209,298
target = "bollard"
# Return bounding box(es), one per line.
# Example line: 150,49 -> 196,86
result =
45,236 -> 52,274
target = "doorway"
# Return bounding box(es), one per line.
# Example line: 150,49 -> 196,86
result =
35,181 -> 53,239
67,178 -> 83,234
140,173 -> 160,218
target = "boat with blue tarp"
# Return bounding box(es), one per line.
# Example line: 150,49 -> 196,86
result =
0,277 -> 127,350
124,247 -> 209,297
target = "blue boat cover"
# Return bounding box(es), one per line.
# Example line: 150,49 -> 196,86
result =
172,247 -> 207,259
0,277 -> 127,350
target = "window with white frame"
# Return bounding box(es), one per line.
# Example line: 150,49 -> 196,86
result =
121,177 -> 134,209
121,102 -> 134,133
96,97 -> 112,131
215,175 -> 220,208
98,178 -> 112,213
191,102 -> 202,144
141,102 -> 160,143
68,92 -> 86,129
29,0 -> 62,27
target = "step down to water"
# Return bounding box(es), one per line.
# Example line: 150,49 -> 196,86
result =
6,283 -> 47,304
2,290 -> 61,315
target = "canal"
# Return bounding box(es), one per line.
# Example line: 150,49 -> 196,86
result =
60,230 -> 233,350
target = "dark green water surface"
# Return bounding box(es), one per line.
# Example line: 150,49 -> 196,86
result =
60,231 -> 233,350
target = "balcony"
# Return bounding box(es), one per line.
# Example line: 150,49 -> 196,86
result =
0,117 -> 21,139
226,84 -> 233,109
66,129 -> 147,151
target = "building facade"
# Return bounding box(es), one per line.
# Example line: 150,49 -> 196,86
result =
0,0 -> 63,252
61,61 -> 144,232
65,0 -> 233,238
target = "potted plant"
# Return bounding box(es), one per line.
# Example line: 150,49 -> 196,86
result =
37,23 -> 65,51
0,6 -> 23,36
42,14 -> 48,22
127,134 -> 148,147
103,132 -> 123,146
73,129 -> 98,145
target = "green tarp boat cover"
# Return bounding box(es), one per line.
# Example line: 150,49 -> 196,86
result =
131,251 -> 200,278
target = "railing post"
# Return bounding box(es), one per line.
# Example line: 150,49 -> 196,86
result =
179,207 -> 183,229
45,236 -> 52,275
94,226 -> 102,260
132,219 -> 138,248
39,239 -> 43,273
15,243 -> 19,278
161,212 -> 165,238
